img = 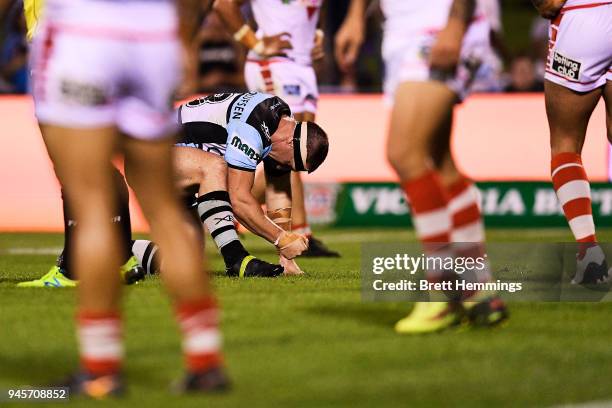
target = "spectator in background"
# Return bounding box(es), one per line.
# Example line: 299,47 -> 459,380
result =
472,0 -> 507,93
326,0 -> 383,93
0,1 -> 28,93
529,15 -> 549,81
195,13 -> 246,93
504,53 -> 544,92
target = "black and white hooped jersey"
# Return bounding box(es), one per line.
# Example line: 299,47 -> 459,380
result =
177,92 -> 292,171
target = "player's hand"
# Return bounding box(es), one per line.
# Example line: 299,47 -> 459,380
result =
275,231 -> 308,259
311,29 -> 325,61
279,255 -> 304,275
428,22 -> 465,73
260,32 -> 293,58
334,18 -> 364,72
532,0 -> 566,19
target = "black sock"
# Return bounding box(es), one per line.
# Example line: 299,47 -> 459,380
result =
113,168 -> 132,265
58,189 -> 76,279
219,240 -> 249,268
197,191 -> 248,268
58,169 -> 132,279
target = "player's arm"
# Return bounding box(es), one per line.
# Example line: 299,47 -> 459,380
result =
264,166 -> 292,230
177,0 -> 213,45
227,168 -> 282,242
429,0 -> 476,72
334,0 -> 368,72
264,168 -> 306,275
531,0 -> 566,19
227,168 -> 307,259
212,0 -> 292,57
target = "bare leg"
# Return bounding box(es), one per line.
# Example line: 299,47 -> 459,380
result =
387,80 -> 456,247
387,81 -> 457,182
41,125 -> 123,311
430,108 -> 462,188
173,147 -> 228,195
546,80 -> 606,283
546,81 -> 602,155
603,80 -> 612,145
386,81 -> 456,244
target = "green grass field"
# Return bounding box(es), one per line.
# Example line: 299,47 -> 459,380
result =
2,228 -> 612,407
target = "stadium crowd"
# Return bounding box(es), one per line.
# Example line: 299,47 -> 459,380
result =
0,0 -> 549,95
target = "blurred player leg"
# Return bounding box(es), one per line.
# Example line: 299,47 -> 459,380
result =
110,168 -> 146,284
433,115 -> 491,292
430,108 -> 485,244
42,125 -> 125,392
606,81 -> 612,145
387,81 -> 455,244
123,138 -> 229,391
16,187 -> 78,287
388,79 -> 506,333
29,0 -> 228,394
17,167 -> 144,287
386,81 -> 466,334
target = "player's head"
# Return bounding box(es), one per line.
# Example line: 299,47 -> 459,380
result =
291,121 -> 329,173
269,118 -> 329,173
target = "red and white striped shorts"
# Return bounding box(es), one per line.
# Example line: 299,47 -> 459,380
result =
545,2 -> 612,92
244,59 -> 319,115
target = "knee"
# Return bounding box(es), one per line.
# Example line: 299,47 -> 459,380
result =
386,147 -> 404,172
208,154 -> 227,178
386,142 -> 428,180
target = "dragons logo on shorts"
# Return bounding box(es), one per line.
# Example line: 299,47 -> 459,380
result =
283,84 -> 301,96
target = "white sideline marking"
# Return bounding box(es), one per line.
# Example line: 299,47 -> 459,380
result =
0,229 -> 571,254
3,247 -> 62,255
552,400 -> 612,408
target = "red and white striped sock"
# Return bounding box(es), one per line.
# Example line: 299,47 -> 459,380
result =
77,310 -> 123,376
447,177 -> 485,243
175,297 -> 223,374
551,152 -> 596,243
403,171 -> 452,282
402,171 -> 452,244
446,177 -> 491,284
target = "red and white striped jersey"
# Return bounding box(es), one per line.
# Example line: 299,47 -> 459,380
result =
380,0 -> 486,36
248,0 -> 322,66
